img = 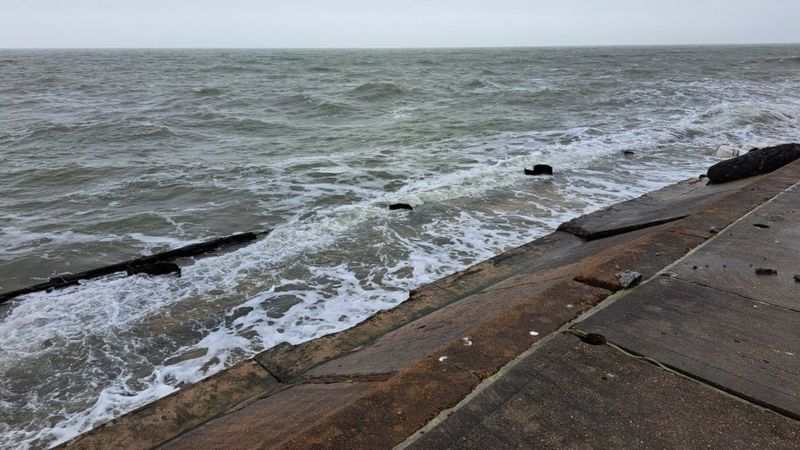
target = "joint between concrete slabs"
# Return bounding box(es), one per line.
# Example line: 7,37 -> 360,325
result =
568,329 -> 800,423
251,352 -> 279,378
571,179 -> 800,324
675,275 -> 800,314
300,372 -> 396,384
394,331 -> 574,449
394,286 -> 630,450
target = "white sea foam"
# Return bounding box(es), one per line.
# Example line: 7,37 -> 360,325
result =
126,233 -> 198,255
1,148 -> 709,449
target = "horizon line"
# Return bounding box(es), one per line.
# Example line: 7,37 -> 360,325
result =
2,42 -> 799,51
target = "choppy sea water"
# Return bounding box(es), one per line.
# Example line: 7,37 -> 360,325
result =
1,45 -> 799,448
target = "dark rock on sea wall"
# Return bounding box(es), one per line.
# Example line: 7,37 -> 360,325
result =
582,333 -> 607,345
524,164 -> 553,176
615,271 -> 643,288
707,143 -> 800,184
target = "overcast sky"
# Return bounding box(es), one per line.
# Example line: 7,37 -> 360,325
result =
1,0 -> 798,48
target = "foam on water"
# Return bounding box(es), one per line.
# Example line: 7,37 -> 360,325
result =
1,45 -> 800,449
1,141 -> 711,449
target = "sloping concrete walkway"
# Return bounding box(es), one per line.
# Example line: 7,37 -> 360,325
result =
62,159 -> 800,449
405,181 -> 800,449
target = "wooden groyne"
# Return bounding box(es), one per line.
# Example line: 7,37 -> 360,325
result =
0,231 -> 267,305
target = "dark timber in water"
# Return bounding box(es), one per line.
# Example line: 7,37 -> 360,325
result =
524,164 -> 553,176
0,231 -> 266,304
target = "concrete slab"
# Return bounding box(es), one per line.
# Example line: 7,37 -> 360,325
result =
269,283 -> 609,449
557,175 -> 759,239
277,352 -> 481,450
571,228 -> 704,291
661,160 -> 800,240
61,360 -> 278,449
305,279 -> 607,381
578,277 -> 800,418
674,185 -> 800,310
162,382 -> 378,450
488,222 -> 689,291
435,280 -> 609,379
408,335 -> 800,450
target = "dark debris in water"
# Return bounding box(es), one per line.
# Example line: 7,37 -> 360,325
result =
524,164 -> 553,176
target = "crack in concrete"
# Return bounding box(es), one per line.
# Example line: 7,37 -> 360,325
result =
675,275 -> 800,314
673,229 -> 712,239
252,355 -> 294,384
445,359 -> 484,384
482,274 -> 567,294
300,372 -> 396,384
251,354 -> 278,377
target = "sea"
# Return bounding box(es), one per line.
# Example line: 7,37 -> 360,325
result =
1,45 -> 799,448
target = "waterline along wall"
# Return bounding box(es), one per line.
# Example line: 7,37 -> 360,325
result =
61,153 -> 800,448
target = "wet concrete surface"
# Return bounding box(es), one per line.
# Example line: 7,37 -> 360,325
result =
408,334 -> 800,450
579,184 -> 800,419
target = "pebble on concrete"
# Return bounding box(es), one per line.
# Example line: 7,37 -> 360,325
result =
615,271 -> 643,288
754,268 -> 778,276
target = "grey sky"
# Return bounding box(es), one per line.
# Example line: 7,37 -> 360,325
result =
1,0 -> 798,48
